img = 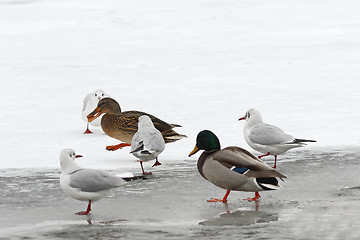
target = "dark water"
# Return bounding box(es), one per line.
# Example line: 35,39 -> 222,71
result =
1,147 -> 360,239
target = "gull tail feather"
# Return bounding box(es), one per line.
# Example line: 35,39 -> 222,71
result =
293,138 -> 316,143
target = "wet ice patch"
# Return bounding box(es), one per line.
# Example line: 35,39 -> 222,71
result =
336,186 -> 360,197
199,210 -> 279,226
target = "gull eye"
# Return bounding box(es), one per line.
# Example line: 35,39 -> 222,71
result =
95,94 -> 98,97
102,94 -> 104,96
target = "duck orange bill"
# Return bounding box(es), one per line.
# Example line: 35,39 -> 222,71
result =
87,108 -> 102,122
188,146 -> 199,157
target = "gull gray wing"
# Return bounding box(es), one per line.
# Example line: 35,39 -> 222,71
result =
143,131 -> 165,152
131,131 -> 143,152
249,123 -> 294,145
82,93 -> 92,111
69,169 -> 123,192
132,130 -> 164,152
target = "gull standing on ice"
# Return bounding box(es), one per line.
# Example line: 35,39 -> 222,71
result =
60,148 -> 144,215
130,115 -> 166,175
81,89 -> 109,134
239,108 -> 316,168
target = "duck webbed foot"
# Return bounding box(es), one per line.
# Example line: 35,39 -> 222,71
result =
207,198 -> 227,203
243,192 -> 261,201
207,190 -> 230,203
106,143 -> 131,151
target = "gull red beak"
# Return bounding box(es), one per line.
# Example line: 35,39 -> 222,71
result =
238,117 -> 246,121
75,155 -> 83,158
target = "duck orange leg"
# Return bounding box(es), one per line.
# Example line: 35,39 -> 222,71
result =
76,200 -> 92,215
152,157 -> 162,167
84,123 -> 93,134
243,192 -> 261,201
106,143 -> 131,151
208,190 -> 231,203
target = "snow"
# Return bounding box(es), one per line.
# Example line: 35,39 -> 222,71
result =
1,0 -> 360,169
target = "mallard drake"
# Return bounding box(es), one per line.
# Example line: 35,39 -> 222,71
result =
81,89 -> 109,134
87,97 -> 186,151
130,115 -> 166,175
239,108 -> 316,168
60,149 -> 145,215
188,130 -> 286,202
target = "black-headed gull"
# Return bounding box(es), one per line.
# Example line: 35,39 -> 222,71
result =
130,115 -> 166,175
239,108 -> 316,168
60,148 -> 144,215
81,89 -> 109,134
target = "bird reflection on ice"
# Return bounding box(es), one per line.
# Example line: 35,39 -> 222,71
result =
199,208 -> 278,226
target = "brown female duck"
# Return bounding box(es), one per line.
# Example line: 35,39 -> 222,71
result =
87,97 -> 186,151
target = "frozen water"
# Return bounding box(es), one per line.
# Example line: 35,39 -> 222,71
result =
1,149 -> 360,239
1,0 -> 360,238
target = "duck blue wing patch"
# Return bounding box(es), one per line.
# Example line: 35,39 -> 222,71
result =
230,166 -> 249,174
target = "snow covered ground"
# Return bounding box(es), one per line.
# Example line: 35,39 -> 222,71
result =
1,0 -> 359,169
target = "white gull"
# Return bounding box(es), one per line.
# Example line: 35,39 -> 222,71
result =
60,148 -> 144,215
81,89 -> 109,134
239,108 -> 316,168
130,115 -> 166,175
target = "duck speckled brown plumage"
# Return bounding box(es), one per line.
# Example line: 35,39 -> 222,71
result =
87,97 -> 186,151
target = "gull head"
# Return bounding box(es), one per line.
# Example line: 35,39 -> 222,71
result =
60,148 -> 83,171
138,115 -> 155,129
238,108 -> 263,123
93,89 -> 108,101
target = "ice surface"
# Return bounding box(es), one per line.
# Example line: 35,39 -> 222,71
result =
2,149 -> 360,239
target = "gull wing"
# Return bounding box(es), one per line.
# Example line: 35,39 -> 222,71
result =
69,169 -> 123,192
249,123 -> 294,145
